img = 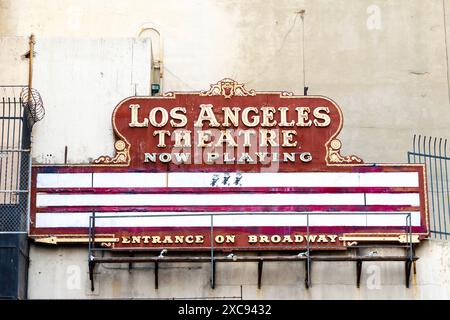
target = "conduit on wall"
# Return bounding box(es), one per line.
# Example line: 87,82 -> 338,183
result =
137,24 -> 164,96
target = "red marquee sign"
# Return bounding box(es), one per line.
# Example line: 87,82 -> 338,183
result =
30,79 -> 429,250
94,78 -> 362,171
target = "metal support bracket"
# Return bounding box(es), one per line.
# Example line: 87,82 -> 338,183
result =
405,259 -> 413,288
305,258 -> 311,289
154,261 -> 159,289
210,260 -> 216,289
356,260 -> 362,288
88,260 -> 95,292
257,260 -> 263,289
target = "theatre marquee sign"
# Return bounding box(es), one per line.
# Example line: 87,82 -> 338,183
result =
30,79 -> 429,250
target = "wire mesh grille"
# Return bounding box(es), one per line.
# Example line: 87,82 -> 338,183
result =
20,87 -> 45,124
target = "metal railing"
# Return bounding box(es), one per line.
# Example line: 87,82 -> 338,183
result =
87,211 -> 417,291
408,134 -> 450,239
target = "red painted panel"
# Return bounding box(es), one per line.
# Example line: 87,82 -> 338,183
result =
30,164 -> 429,250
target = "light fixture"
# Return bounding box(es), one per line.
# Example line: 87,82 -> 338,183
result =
367,250 -> 378,257
151,83 -> 160,96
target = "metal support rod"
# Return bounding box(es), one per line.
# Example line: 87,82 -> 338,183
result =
305,211 -> 311,289
88,260 -> 95,292
409,214 -> 413,263
405,213 -> 413,288
405,260 -> 413,288
356,260 -> 362,288
92,212 -> 96,253
257,260 -> 263,289
405,212 -> 413,288
304,260 -> 310,289
84,210 -> 423,292
88,216 -> 92,261
128,252 -> 134,272
91,255 -> 418,264
428,137 -> 437,235
438,138 -> 445,239
88,213 -> 96,292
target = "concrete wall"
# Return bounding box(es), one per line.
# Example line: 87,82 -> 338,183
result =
27,239 -> 450,299
31,37 -> 151,164
1,0 -> 450,298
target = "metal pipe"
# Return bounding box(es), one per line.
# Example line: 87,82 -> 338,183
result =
306,211 -> 311,288
28,34 -> 35,102
137,26 -> 163,95
434,138 -> 442,239
210,214 -> 214,289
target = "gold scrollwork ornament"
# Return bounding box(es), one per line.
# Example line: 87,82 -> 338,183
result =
200,78 -> 256,99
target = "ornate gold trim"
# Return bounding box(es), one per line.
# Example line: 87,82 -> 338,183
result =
340,234 -> 421,243
100,242 -> 115,248
327,139 -> 363,164
34,235 -> 119,245
93,139 -> 130,165
200,78 -> 256,99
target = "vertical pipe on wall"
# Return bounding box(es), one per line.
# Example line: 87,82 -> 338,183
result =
28,35 -> 35,102
444,139 -> 449,239
26,34 -> 35,234
297,10 -> 307,95
427,137 -> 437,236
